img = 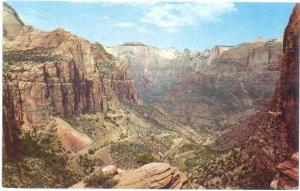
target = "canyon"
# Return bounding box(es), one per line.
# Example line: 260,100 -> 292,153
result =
2,2 -> 299,189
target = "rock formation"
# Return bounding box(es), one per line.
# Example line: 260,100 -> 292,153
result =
70,163 -> 189,189
3,4 -> 137,121
2,1 -> 298,189
272,3 -> 299,152
3,2 -> 137,157
271,152 -> 299,189
246,4 -> 299,186
116,163 -> 189,189
161,38 -> 282,130
106,44 -> 195,101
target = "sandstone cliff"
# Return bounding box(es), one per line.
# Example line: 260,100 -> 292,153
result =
162,39 -> 282,131
3,3 -> 137,156
106,44 -> 195,101
245,4 -> 299,188
4,5 -> 137,118
272,3 -> 299,152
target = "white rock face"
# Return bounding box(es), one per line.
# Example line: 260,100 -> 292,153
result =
106,43 -> 209,101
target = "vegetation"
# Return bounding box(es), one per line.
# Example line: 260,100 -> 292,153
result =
179,143 -> 199,153
84,171 -> 118,188
184,158 -> 200,170
88,149 -> 95,155
3,123 -> 79,188
187,147 -> 257,189
77,154 -> 103,174
136,152 -> 157,165
119,133 -> 128,140
111,143 -> 154,169
3,48 -> 60,63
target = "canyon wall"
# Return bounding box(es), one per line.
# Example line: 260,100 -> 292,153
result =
272,4 -> 299,152
161,39 -> 282,129
204,5 -> 299,189
3,3 -> 138,156
249,3 -> 299,184
106,44 -> 196,101
242,5 -> 299,188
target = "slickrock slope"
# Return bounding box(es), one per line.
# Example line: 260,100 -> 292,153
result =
71,163 -> 189,189
116,163 -> 188,189
53,117 -> 93,151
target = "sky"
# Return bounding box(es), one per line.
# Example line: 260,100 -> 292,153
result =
7,0 -> 295,51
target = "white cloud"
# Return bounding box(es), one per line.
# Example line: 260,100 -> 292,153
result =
114,22 -> 152,34
16,0 -> 236,34
79,13 -> 152,34
72,0 -> 236,32
141,2 -> 237,32
69,0 -> 233,4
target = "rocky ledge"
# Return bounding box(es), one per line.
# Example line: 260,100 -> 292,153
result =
70,162 -> 189,189
116,162 -> 189,189
271,152 -> 299,189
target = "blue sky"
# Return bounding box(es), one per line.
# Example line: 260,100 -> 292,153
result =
7,0 -> 295,51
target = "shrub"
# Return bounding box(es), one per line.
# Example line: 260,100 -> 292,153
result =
184,158 -> 199,170
77,154 -> 103,174
179,143 -> 198,153
119,133 -> 127,140
88,149 -> 95,155
136,152 -> 156,165
84,171 -> 118,188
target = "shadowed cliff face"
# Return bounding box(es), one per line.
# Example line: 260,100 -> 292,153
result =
246,4 -> 299,187
251,2 -> 299,166
273,4 -> 299,151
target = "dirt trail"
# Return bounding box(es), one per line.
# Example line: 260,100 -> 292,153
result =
162,137 -> 184,160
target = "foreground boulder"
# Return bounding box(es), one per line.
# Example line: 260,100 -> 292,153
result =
270,152 -> 299,189
116,163 -> 189,189
70,163 -> 189,189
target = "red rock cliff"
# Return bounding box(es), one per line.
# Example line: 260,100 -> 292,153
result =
272,4 -> 299,152
240,4 -> 299,188
3,4 -> 138,127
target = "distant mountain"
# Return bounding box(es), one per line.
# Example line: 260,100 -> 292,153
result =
107,38 -> 282,132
